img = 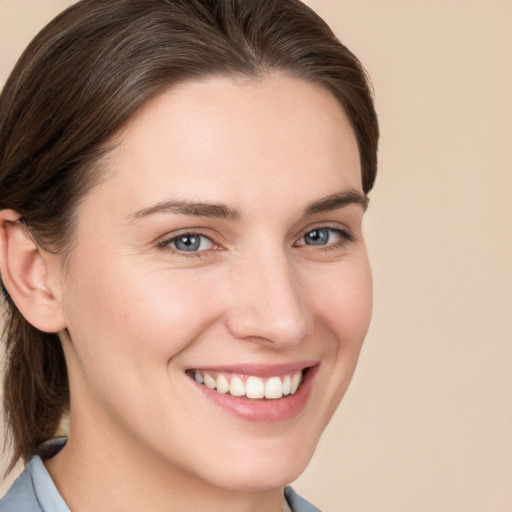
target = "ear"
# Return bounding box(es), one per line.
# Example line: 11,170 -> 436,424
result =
0,209 -> 66,333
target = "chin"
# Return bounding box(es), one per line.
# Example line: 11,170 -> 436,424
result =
195,435 -> 319,493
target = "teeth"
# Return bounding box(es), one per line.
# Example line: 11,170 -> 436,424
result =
192,370 -> 304,400
204,374 -> 216,389
265,377 -> 283,399
216,375 -> 230,394
290,372 -> 301,394
282,375 -> 291,396
246,376 -> 265,399
230,377 -> 245,397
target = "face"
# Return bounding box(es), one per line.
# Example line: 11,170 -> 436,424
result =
54,75 -> 372,492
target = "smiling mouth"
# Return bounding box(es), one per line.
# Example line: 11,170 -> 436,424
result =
187,369 -> 306,400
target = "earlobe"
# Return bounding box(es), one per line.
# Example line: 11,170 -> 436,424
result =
0,209 -> 67,333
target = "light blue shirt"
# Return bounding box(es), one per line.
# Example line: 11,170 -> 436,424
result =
0,456 -> 70,512
0,441 -> 321,512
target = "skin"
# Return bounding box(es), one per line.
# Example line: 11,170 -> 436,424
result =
5,75 -> 372,511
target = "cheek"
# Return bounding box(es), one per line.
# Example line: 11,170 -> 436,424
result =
337,263 -> 373,341
311,256 -> 373,347
62,255 -> 223,385
60,259 -> 228,450
309,256 -> 372,402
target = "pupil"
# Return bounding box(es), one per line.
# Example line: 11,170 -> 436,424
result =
305,229 -> 328,245
176,235 -> 200,251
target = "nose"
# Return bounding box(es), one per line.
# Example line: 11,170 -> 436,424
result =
225,249 -> 309,349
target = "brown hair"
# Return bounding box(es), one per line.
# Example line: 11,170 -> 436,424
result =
0,0 -> 378,473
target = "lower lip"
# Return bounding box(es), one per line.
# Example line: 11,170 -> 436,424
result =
189,367 -> 317,423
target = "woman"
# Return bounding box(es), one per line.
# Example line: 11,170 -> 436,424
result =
0,0 -> 378,510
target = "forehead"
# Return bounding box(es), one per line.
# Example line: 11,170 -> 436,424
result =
85,74 -> 362,219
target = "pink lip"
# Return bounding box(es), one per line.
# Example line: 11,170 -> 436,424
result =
187,364 -> 318,423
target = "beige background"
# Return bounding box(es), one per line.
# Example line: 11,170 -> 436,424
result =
1,1 -> 511,511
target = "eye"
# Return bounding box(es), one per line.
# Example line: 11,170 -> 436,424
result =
295,227 -> 352,247
160,233 -> 215,252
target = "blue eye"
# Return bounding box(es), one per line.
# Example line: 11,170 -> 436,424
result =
298,227 -> 351,247
304,228 -> 331,245
163,233 -> 214,252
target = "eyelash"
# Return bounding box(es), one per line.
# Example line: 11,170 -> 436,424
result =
158,226 -> 354,257
294,227 -> 354,251
157,231 -> 219,257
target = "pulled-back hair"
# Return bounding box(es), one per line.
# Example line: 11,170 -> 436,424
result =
0,0 -> 378,473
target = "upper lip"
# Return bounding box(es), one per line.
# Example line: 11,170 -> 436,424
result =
185,360 -> 318,377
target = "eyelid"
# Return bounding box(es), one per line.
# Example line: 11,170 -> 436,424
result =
296,223 -> 352,239
293,225 -> 354,248
157,229 -> 222,253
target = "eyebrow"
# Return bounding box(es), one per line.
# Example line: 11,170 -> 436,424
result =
128,200 -> 241,222
128,188 -> 368,223
304,189 -> 369,215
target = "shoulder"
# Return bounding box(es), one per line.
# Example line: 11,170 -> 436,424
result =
284,486 -> 323,512
0,464 -> 41,512
0,443 -> 69,512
